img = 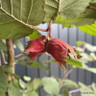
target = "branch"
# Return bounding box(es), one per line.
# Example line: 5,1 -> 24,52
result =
1,51 -> 7,64
48,19 -> 53,38
15,52 -> 26,58
87,6 -> 96,10
6,39 -> 15,76
59,68 -> 75,89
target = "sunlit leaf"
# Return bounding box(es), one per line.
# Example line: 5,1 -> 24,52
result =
76,41 -> 84,46
64,79 -> 79,88
85,43 -> 96,52
65,58 -> 82,68
79,22 -> 96,37
82,63 -> 96,74
23,76 -> 31,82
29,30 -> 41,40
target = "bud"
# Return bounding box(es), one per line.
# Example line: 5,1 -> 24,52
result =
25,36 -> 47,60
25,36 -> 81,68
46,38 -> 80,68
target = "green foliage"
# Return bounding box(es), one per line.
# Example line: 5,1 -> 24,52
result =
0,67 -> 8,96
0,0 -> 96,39
14,40 -> 24,52
0,0 -> 44,39
8,81 -> 22,96
55,8 -> 96,26
0,39 -> 7,51
79,82 -> 94,96
42,77 -> 60,95
62,88 -> 69,96
16,56 -> 50,72
65,58 -> 82,68
64,79 -> 79,88
82,64 -> 96,74
79,22 -> 96,37
23,76 -> 31,82
29,30 -> 41,40
44,0 -> 90,21
31,61 -> 50,72
92,83 -> 96,94
76,41 -> 84,46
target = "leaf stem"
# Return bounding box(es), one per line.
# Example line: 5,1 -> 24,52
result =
87,6 -> 96,10
1,51 -> 7,64
15,52 -> 26,58
59,68 -> 75,89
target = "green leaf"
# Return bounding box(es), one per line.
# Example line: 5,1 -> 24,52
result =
92,83 -> 96,94
82,63 -> 96,74
19,79 -> 26,89
49,60 -> 57,64
3,65 -> 12,74
26,78 -> 42,90
24,91 -> 38,96
62,88 -> 69,96
29,30 -> 41,40
42,77 -> 60,95
14,40 -> 24,52
85,43 -> 96,52
79,82 -> 93,96
8,81 -> 22,96
65,58 -> 82,68
0,0 -> 45,39
0,39 -> 7,51
23,76 -> 31,82
89,53 -> 96,61
64,79 -> 79,88
79,22 -> 96,37
31,61 -> 50,72
0,67 -> 8,96
55,9 -> 96,26
44,0 -> 90,21
76,41 -> 84,46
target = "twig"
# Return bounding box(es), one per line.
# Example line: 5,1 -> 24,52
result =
82,43 -> 86,53
15,52 -> 26,58
48,19 -> 53,38
6,39 -> 15,81
59,68 -> 75,89
1,51 -> 7,64
87,6 -> 96,10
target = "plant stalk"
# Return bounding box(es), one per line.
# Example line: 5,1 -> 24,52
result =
6,39 -> 15,81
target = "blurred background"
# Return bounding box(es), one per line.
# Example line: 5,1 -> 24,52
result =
14,24 -> 96,95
